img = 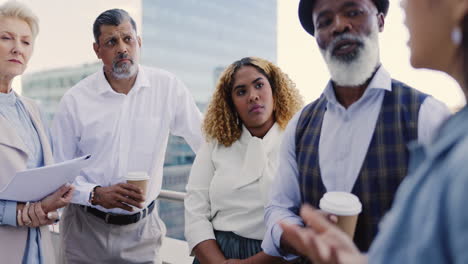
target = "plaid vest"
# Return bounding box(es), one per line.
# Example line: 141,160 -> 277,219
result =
295,80 -> 428,252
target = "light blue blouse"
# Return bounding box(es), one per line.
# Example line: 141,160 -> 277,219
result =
0,90 -> 45,264
369,106 -> 468,263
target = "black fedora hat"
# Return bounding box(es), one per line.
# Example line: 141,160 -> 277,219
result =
298,0 -> 390,36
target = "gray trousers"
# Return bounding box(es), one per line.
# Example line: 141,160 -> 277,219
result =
59,204 -> 166,264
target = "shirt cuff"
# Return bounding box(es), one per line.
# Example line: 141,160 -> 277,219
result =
71,182 -> 98,206
185,221 -> 216,256
273,222 -> 302,260
263,218 -> 303,260
2,201 -> 18,226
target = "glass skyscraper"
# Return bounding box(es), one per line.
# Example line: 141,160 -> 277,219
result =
141,0 -> 277,103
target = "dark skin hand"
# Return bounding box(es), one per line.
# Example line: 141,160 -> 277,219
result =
93,183 -> 145,211
193,239 -> 227,264
280,210 -> 339,256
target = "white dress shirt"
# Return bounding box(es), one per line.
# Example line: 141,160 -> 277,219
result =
185,123 -> 283,254
51,65 -> 203,215
262,66 -> 452,258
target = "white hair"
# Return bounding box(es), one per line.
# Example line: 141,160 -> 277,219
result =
320,18 -> 380,87
0,1 -> 39,39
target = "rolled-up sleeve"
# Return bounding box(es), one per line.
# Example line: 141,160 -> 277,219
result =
262,112 -> 304,260
0,200 -> 18,226
169,77 -> 203,153
184,141 -> 216,255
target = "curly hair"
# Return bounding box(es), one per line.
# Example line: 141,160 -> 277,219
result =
203,57 -> 304,147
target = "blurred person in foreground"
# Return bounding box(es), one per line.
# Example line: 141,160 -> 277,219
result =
261,0 -> 452,261
51,8 -> 202,264
280,0 -> 468,263
0,1 -> 73,263
184,57 -> 303,264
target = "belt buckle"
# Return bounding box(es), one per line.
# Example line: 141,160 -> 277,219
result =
139,207 -> 147,221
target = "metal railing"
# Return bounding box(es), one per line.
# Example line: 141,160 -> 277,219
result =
158,189 -> 186,202
157,189 -> 193,263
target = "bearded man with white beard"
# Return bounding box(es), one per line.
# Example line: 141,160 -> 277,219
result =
261,0 -> 451,261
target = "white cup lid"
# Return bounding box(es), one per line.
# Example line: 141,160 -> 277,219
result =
125,171 -> 150,181
319,192 -> 362,216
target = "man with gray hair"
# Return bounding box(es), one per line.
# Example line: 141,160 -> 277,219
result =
262,0 -> 451,261
51,9 -> 202,263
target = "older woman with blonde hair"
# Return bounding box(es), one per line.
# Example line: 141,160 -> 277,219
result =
0,1 -> 73,263
185,56 -> 303,264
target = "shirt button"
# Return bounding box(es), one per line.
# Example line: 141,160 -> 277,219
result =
343,113 -> 350,122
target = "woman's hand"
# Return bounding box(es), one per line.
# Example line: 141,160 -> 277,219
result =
280,204 -> 365,264
223,251 -> 287,264
17,202 -> 56,227
193,239 -> 227,264
223,259 -> 243,264
16,184 -> 73,228
41,183 -> 74,213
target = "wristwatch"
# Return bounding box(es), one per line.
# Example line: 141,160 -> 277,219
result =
88,186 -> 100,205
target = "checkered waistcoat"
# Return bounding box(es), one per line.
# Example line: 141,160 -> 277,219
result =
295,80 -> 428,252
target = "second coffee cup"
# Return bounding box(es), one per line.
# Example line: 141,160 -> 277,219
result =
319,192 -> 362,238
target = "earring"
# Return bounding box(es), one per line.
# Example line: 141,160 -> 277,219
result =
234,113 -> 240,126
451,27 -> 463,46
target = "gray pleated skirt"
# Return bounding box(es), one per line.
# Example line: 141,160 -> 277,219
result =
192,230 -> 262,263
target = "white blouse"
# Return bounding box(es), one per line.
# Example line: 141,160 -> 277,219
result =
184,123 -> 283,253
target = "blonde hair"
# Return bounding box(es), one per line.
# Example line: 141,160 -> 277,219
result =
0,1 -> 39,39
203,57 -> 304,147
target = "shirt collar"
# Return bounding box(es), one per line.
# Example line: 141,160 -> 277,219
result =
239,122 -> 281,146
95,64 -> 151,95
0,89 -> 17,106
323,65 -> 392,105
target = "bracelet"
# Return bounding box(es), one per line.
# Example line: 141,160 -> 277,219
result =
88,186 -> 100,205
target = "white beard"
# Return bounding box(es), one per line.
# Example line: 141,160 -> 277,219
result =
320,22 -> 380,87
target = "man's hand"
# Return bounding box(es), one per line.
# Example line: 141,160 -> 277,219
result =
93,183 -> 145,212
280,210 -> 338,256
280,204 -> 365,264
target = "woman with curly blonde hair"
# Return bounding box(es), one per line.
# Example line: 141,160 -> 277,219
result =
185,57 -> 303,264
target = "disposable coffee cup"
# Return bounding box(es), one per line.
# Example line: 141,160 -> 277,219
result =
125,171 -> 150,199
319,192 -> 362,238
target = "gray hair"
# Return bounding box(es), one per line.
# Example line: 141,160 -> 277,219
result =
93,9 -> 137,44
0,1 -> 39,39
